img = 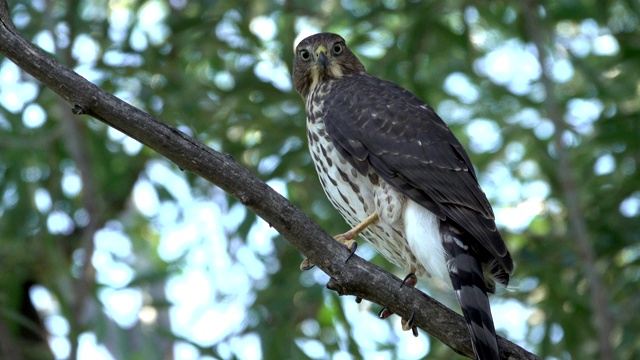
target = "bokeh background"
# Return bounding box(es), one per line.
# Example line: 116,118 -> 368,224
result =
1,0 -> 639,359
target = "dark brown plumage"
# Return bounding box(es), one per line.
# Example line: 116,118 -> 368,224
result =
293,32 -> 513,360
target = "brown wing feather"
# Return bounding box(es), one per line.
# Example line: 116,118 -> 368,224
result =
322,73 -> 513,274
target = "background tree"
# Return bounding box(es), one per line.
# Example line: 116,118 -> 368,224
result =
0,0 -> 638,359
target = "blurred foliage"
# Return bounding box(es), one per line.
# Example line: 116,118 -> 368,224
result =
1,0 -> 639,359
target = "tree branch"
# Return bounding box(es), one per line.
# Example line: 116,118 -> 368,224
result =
0,2 -> 537,359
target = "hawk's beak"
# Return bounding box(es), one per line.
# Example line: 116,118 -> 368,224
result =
315,45 -> 329,69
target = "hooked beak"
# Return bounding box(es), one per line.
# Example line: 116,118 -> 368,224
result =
315,45 -> 329,69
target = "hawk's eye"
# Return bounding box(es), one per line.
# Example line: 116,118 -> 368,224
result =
332,43 -> 343,55
299,49 -> 311,62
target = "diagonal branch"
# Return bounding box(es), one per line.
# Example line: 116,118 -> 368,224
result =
0,2 -> 537,359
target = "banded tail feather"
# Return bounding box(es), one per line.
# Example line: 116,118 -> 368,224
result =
442,223 -> 500,360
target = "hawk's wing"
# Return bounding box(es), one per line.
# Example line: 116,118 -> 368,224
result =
322,74 -> 512,273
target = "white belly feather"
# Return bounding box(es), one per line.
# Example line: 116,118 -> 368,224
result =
308,119 -> 451,287
404,200 -> 449,286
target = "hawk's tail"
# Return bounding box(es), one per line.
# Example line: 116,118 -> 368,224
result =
441,224 -> 500,360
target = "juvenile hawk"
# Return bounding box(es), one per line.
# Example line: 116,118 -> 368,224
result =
292,33 -> 513,360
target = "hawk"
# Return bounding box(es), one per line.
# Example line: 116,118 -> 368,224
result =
292,33 -> 513,360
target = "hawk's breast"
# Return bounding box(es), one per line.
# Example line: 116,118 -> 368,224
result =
306,100 -> 427,276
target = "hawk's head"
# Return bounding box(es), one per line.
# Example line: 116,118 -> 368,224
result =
293,33 -> 366,99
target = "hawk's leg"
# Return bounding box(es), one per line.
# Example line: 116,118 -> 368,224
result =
299,213 -> 379,271
378,272 -> 419,337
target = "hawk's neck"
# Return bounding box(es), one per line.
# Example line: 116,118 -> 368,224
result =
304,78 -> 334,124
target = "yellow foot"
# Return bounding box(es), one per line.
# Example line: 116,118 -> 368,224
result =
299,234 -> 358,271
334,231 -> 357,246
299,258 -> 314,271
299,213 -> 378,271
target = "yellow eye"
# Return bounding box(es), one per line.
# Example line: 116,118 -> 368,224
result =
299,49 -> 311,62
332,43 -> 343,55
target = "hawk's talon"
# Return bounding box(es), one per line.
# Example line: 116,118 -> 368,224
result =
299,258 -> 315,271
401,310 -> 418,337
333,234 -> 358,262
411,325 -> 418,337
401,273 -> 418,288
378,306 -> 393,319
402,310 -> 415,329
345,241 -> 358,262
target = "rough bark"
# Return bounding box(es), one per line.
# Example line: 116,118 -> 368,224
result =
0,2 -> 538,359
